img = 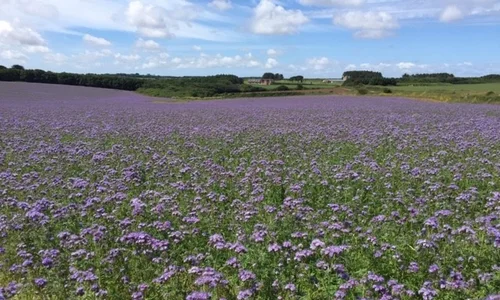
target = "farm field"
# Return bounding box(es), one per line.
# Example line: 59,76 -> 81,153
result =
1,82 -> 500,299
390,83 -> 500,93
245,79 -> 342,90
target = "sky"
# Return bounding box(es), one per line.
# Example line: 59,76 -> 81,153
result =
0,0 -> 499,78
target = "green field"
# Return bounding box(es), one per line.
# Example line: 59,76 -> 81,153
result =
364,82 -> 500,103
391,83 -> 500,93
245,79 -> 342,91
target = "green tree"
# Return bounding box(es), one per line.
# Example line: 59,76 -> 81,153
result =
11,64 -> 25,70
20,70 -> 36,82
290,75 -> 304,82
0,69 -> 21,81
262,72 -> 275,79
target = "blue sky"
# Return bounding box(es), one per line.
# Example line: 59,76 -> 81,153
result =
0,0 -> 499,77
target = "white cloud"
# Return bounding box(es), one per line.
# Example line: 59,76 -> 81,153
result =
193,45 -> 202,51
23,45 -> 50,53
135,38 -> 160,51
115,53 -> 141,64
125,1 -> 176,38
358,62 -> 392,70
83,34 -> 112,47
1,49 -> 28,61
307,57 -> 332,70
397,62 -> 416,69
0,20 -> 46,46
345,64 -> 357,70
141,52 -> 265,70
72,49 -> 113,64
44,52 -> 68,65
396,62 -> 428,70
0,0 -> 237,42
267,48 -> 279,56
298,0 -> 363,6
18,0 -> 59,19
247,60 -> 261,67
251,0 -> 309,35
209,0 -> 232,11
265,57 -> 278,69
440,5 -> 464,22
334,11 -> 399,38
141,52 -> 170,69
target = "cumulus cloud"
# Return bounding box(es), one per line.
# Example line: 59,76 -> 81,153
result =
135,38 -> 160,51
72,49 -> 113,64
267,48 -> 280,56
0,49 -> 28,61
440,5 -> 464,22
193,45 -> 202,51
307,57 -> 332,70
0,20 -> 47,46
115,53 -> 141,64
334,11 -> 399,38
125,1 -> 179,38
19,0 -> 59,19
298,0 -> 363,6
83,34 -> 112,47
265,57 -> 278,69
23,45 -> 50,53
141,52 -> 170,69
251,0 -> 309,35
209,0 -> 232,11
141,52 -> 264,70
345,64 -> 357,70
44,52 -> 68,65
397,62 -> 416,69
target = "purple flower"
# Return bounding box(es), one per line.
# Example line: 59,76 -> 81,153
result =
310,239 -> 325,250
408,262 -> 419,273
186,291 -> 211,300
294,249 -> 314,261
34,278 -> 47,288
225,257 -> 240,268
322,245 -> 349,257
239,270 -> 256,282
267,243 -> 281,252
418,282 -> 437,300
428,264 -> 439,273
284,283 -> 296,292
237,289 -> 253,300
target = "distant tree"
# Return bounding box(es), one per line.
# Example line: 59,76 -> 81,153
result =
42,71 -> 58,84
400,73 -> 455,84
290,75 -> 304,82
343,71 -> 385,86
0,69 -> 21,81
0,65 -> 6,70
20,69 -> 36,82
482,74 -> 500,80
262,72 -> 275,79
11,64 -> 25,70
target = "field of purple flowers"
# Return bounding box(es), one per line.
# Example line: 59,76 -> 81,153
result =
1,83 -> 500,299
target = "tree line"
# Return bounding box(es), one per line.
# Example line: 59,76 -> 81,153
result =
262,73 -> 284,80
400,73 -> 500,84
289,76 -> 304,82
0,65 -> 144,91
342,71 -> 397,86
